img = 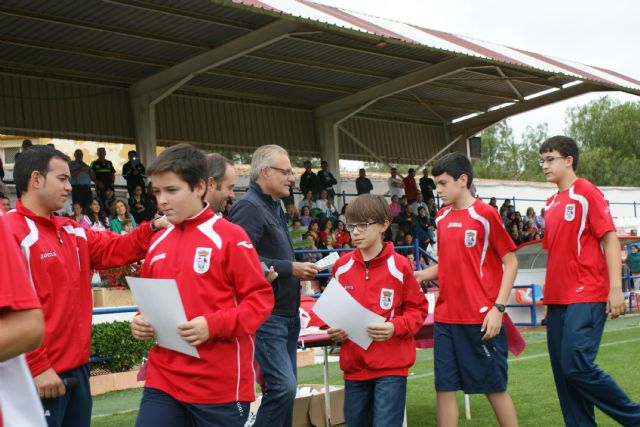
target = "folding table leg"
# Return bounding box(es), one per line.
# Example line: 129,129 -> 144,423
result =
323,346 -> 332,427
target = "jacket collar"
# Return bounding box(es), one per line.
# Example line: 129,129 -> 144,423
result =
249,180 -> 280,206
351,241 -> 395,267
178,203 -> 215,227
16,199 -> 61,228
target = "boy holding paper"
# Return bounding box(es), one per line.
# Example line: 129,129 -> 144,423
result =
415,153 -> 519,426
130,144 -> 274,427
327,194 -> 427,427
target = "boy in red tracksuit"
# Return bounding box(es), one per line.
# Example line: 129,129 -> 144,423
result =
415,153 -> 519,427
130,144 -> 274,427
1,145 -> 163,427
327,194 -> 428,427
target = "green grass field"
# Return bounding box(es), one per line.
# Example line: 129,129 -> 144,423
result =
91,316 -> 640,426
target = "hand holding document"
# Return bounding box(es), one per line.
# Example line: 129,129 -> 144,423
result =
126,277 -> 200,358
312,279 -> 385,350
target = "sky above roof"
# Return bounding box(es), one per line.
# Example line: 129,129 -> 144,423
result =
312,0 -> 640,141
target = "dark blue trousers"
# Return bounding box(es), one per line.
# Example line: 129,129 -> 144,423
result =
136,388 -> 249,427
547,303 -> 640,427
41,364 -> 92,427
344,376 -> 407,427
253,314 -> 300,427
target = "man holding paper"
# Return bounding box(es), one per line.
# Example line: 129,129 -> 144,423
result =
130,144 -> 274,427
229,145 -> 319,427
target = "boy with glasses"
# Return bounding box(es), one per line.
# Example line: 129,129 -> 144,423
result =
538,135 -> 640,426
327,194 -> 427,427
415,152 -> 519,427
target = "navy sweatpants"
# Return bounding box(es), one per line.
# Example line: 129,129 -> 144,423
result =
547,303 -> 640,427
41,364 -> 92,427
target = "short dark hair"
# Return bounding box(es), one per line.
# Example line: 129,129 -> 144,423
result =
539,135 -> 579,171
13,145 -> 69,194
128,150 -> 137,157
431,152 -> 473,189
206,153 -> 233,186
346,194 -> 390,224
147,144 -> 207,192
304,160 -> 311,165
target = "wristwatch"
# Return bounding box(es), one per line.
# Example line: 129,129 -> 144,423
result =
493,303 -> 506,313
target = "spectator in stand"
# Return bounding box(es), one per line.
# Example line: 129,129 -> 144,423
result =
355,168 -> 373,195
122,150 -> 146,199
535,208 -> 545,233
388,167 -> 404,198
414,206 -> 435,250
403,168 -> 419,203
315,189 -> 338,220
334,220 -> 351,248
0,156 -> 5,195
128,184 -> 155,223
626,244 -> 640,290
389,194 -> 401,218
307,219 -> 320,248
523,219 -> 539,242
120,219 -> 135,234
317,160 -> 338,203
90,147 -> 116,204
319,219 -> 336,249
338,204 -> 347,224
500,198 -> 514,215
71,202 -> 84,224
300,206 -> 313,227
509,222 -> 524,245
410,193 -> 428,216
525,207 -> 537,225
69,149 -> 95,210
426,197 -> 437,222
419,168 -> 436,201
500,206 -> 510,229
14,139 -> 33,199
394,205 -> 415,238
298,190 -> 316,213
285,204 -> 299,227
489,197 -> 498,209
80,197 -> 110,231
302,233 -> 323,263
299,160 -> 319,199
2,195 -> 10,212
110,199 -> 137,234
102,186 -> 116,211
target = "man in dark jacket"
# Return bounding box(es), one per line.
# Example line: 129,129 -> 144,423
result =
299,160 -> 319,199
229,145 -> 319,427
355,168 -> 374,195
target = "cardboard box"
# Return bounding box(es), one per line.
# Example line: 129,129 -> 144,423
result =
250,384 -> 345,427
297,349 -> 315,368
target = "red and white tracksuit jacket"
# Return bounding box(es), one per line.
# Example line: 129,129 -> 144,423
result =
1,200 -> 155,376
331,242 -> 428,380
141,206 -> 274,404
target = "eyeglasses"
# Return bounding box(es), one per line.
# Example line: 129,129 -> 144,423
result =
268,166 -> 295,177
538,156 -> 566,166
345,222 -> 376,232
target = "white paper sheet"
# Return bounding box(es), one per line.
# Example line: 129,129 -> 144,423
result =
312,279 -> 385,350
315,251 -> 340,271
126,277 -> 200,358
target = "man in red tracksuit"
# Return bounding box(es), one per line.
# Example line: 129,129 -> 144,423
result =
131,144 -> 274,427
1,145 -> 163,427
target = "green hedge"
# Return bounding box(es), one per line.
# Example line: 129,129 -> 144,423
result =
91,321 -> 155,373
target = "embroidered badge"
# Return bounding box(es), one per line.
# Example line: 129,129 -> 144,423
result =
193,247 -> 212,274
564,204 -> 576,221
464,230 -> 477,248
380,288 -> 394,310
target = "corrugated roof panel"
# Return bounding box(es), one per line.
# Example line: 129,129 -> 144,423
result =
219,55 -> 385,90
156,94 -> 317,155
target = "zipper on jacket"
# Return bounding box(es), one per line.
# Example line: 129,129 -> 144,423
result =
365,267 -> 369,280
57,230 -> 63,245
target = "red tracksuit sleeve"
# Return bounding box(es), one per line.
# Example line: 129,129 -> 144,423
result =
87,222 -> 155,270
389,258 -> 429,338
204,228 -> 274,339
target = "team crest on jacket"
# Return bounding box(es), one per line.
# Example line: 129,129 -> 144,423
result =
464,230 -> 477,248
193,247 -> 212,273
380,288 -> 394,310
564,204 -> 576,221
